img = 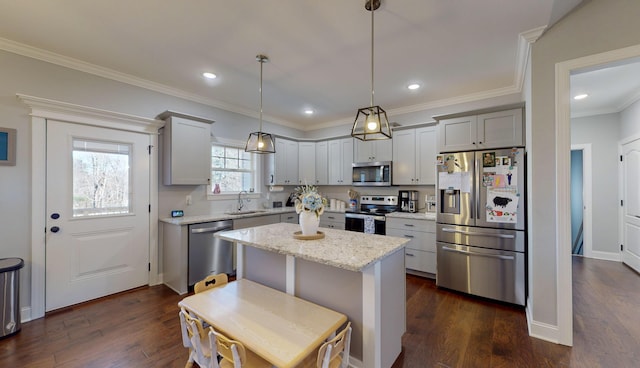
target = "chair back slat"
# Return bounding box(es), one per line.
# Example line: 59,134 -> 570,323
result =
195,273 -> 229,293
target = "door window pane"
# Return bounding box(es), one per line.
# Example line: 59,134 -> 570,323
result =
72,139 -> 132,217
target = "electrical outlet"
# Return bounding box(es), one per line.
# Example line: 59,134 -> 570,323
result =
186,195 -> 192,205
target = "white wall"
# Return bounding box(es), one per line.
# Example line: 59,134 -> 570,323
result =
530,0 -> 640,332
620,99 -> 640,139
571,113 -> 620,255
0,49 -> 304,312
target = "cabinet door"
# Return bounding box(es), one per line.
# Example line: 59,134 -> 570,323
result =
327,139 -> 342,185
285,140 -> 299,185
374,139 -> 393,162
298,142 -> 316,185
353,139 -> 374,163
416,126 -> 437,185
341,138 -> 354,185
315,141 -> 328,185
476,108 -> 523,149
439,115 -> 477,152
163,117 -> 212,185
392,129 -> 416,185
271,138 -> 288,185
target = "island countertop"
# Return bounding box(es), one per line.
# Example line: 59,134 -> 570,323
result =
216,222 -> 409,272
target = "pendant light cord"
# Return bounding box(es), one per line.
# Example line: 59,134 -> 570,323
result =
259,58 -> 264,131
370,0 -> 375,108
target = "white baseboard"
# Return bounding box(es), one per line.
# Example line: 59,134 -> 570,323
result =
348,356 -> 363,368
526,298 -> 560,344
20,306 -> 32,323
588,251 -> 620,262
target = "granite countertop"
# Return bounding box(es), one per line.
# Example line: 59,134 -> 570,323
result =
216,222 -> 409,272
386,211 -> 436,221
160,207 -> 348,226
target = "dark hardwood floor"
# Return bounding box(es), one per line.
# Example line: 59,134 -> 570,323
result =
1,257 -> 637,367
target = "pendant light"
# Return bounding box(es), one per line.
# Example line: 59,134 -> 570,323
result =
351,0 -> 392,141
245,54 -> 276,153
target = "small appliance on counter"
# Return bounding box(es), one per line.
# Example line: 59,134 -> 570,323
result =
399,190 -> 419,213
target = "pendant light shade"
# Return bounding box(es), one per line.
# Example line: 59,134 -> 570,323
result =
246,54 -> 276,154
352,0 -> 392,141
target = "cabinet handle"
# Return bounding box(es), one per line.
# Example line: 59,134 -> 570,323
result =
406,252 -> 415,257
472,142 -> 476,145
479,141 -> 483,144
404,224 -> 414,227
328,216 -> 335,219
404,235 -> 414,238
270,174 -> 274,183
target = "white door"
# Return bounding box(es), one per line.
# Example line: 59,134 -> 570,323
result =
621,138 -> 640,273
46,120 -> 150,311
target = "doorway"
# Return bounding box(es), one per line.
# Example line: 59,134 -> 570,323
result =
569,144 -> 592,258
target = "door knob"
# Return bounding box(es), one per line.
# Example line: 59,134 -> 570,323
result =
51,213 -> 60,219
50,226 -> 60,233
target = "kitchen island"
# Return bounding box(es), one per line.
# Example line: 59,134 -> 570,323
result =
216,222 -> 409,368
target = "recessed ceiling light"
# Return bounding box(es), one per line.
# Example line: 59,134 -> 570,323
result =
203,72 -> 217,79
407,83 -> 421,90
574,94 -> 588,100
304,109 -> 314,115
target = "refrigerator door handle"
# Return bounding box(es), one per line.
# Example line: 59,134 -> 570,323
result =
441,227 -> 516,239
475,154 -> 481,220
441,245 -> 516,260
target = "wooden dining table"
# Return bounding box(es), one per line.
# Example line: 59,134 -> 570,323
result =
178,279 -> 348,368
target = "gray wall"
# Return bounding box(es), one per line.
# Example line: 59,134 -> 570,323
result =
571,113 -> 620,255
620,99 -> 640,139
530,0 -> 640,327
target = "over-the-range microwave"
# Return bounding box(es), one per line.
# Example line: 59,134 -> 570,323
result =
352,161 -> 392,187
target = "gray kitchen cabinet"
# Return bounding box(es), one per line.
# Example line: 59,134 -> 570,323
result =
328,138 -> 353,185
315,141 -> 329,185
265,138 -> 298,185
233,214 -> 281,229
159,111 -> 214,185
298,141 -> 316,185
319,212 -> 345,230
280,212 -> 298,224
392,126 -> 437,185
354,139 -> 392,163
438,107 -> 523,152
386,217 -> 436,276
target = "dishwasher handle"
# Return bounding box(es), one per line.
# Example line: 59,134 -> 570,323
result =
191,224 -> 233,234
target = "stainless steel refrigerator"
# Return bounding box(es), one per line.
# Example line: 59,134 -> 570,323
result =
436,148 -> 526,306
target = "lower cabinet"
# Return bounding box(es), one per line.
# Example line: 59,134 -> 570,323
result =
280,212 -> 298,224
386,217 -> 436,277
319,212 -> 345,230
233,214 -> 280,229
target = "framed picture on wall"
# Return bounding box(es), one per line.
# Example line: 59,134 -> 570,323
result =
0,127 -> 16,166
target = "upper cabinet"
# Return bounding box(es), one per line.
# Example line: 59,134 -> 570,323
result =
328,138 -> 353,185
392,126 -> 437,185
265,138 -> 299,185
158,111 -> 214,185
298,142 -> 316,185
315,141 -> 329,185
353,139 -> 393,163
437,107 -> 523,152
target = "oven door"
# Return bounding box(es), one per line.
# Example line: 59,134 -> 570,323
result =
345,213 -> 386,234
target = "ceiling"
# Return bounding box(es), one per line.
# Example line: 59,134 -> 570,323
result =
0,0 -> 590,130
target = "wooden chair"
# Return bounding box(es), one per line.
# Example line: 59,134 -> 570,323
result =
195,273 -> 229,294
210,329 -> 271,368
315,322 -> 352,368
179,308 -> 217,368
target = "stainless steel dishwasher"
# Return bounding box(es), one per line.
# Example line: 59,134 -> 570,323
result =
188,220 -> 234,286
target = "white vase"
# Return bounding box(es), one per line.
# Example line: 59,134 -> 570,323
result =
299,211 -> 320,236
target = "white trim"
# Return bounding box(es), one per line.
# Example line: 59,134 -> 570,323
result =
570,144 -> 592,258
285,255 -> 296,295
526,299 -> 561,344
588,251 -> 621,262
22,97 -> 163,320
555,43 -> 640,347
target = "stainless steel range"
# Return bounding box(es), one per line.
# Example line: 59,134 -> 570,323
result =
344,195 -> 398,235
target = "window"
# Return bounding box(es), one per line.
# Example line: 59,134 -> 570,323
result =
72,139 -> 132,217
210,144 -> 257,194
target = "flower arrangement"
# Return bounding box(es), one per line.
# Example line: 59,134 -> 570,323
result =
294,184 -> 328,218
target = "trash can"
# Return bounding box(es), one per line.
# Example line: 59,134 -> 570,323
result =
0,258 -> 24,338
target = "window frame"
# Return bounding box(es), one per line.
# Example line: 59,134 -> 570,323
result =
207,138 -> 262,200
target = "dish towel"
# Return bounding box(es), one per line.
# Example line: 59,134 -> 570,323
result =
364,217 -> 375,234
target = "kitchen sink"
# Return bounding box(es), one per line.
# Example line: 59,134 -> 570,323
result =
224,210 -> 268,215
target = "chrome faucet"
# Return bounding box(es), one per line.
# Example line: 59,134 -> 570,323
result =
237,190 -> 249,211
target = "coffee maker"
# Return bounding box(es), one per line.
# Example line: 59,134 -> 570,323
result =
399,190 -> 419,213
